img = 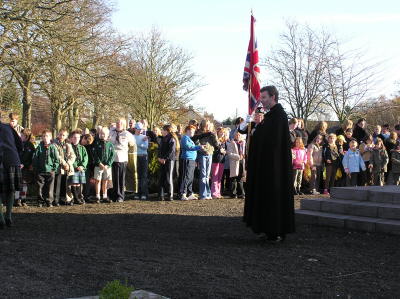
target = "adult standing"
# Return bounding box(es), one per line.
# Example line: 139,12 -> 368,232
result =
352,118 -> 368,144
307,121 -> 328,145
244,86 -> 295,242
295,118 -> 309,146
0,120 -> 23,229
109,118 -> 136,202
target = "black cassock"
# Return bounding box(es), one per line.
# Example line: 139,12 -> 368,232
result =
244,104 -> 295,235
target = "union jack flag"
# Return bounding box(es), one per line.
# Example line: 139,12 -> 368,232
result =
243,14 -> 261,115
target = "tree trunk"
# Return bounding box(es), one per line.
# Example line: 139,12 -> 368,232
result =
70,103 -> 79,131
21,80 -> 32,129
53,108 -> 63,136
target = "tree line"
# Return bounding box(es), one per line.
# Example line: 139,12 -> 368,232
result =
0,0 -> 202,133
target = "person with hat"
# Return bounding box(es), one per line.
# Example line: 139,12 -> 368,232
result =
133,122 -> 149,200
0,119 -> 23,229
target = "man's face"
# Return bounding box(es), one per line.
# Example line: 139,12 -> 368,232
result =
260,91 -> 275,110
58,131 -> 68,142
42,133 -> 52,144
116,119 -> 125,131
129,121 -> 135,128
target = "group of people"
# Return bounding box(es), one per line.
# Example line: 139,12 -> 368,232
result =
289,118 -> 400,195
1,85 -> 399,242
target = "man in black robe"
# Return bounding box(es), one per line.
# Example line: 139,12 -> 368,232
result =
244,86 -> 295,242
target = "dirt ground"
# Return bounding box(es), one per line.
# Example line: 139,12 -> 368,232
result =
1,195 -> 399,299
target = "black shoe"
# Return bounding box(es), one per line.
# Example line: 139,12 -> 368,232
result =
240,194 -> 246,199
232,194 -> 238,199
15,199 -> 22,207
294,190 -> 299,195
54,203 -> 60,207
5,219 -> 12,227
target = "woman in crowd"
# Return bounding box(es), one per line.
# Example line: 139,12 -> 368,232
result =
227,131 -> 245,199
384,131 -> 399,183
288,118 -> 298,145
295,118 -> 309,146
353,118 -> 368,144
308,121 -> 328,145
307,134 -> 324,195
211,127 -> 228,199
335,119 -> 353,137
193,120 -> 220,200
388,143 -> 400,185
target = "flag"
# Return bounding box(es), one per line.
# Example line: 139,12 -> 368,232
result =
243,14 -> 261,115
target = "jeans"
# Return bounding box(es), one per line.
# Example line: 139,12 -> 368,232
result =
112,162 -> 127,201
0,191 -> 14,224
179,159 -> 196,197
211,163 -> 224,198
198,154 -> 212,199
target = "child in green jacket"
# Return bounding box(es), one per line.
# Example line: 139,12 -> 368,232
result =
33,130 -> 60,207
69,130 -> 88,204
93,127 -> 115,203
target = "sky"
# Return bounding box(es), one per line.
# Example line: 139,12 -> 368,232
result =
111,0 -> 400,121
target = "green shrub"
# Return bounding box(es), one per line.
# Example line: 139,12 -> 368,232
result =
99,280 -> 134,299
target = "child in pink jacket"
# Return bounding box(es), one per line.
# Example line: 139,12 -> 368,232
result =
292,137 -> 308,195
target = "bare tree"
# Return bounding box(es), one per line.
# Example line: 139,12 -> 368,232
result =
266,21 -> 334,123
118,29 -> 203,128
323,40 -> 380,122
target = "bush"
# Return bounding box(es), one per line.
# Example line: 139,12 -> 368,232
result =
99,280 -> 134,299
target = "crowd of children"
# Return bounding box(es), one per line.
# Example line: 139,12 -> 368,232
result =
2,112 -> 400,212
291,118 -> 400,195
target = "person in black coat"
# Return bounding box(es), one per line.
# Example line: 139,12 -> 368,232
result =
0,120 -> 23,229
352,118 -> 368,144
244,86 -> 295,242
158,125 -> 176,201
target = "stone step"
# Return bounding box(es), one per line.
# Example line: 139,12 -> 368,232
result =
301,198 -> 400,220
330,186 -> 400,204
296,209 -> 400,235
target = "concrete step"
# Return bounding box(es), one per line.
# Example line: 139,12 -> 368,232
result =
296,209 -> 400,235
301,198 -> 400,220
330,186 -> 400,204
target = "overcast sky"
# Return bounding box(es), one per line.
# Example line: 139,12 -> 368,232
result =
112,0 -> 400,121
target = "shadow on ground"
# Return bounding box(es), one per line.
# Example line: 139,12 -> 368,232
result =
1,210 -> 399,298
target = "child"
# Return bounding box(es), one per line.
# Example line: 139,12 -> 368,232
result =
322,133 -> 340,195
227,132 -> 246,199
53,129 -> 76,206
93,127 -> 115,203
369,138 -> 388,186
342,140 -> 366,186
33,130 -> 60,207
307,134 -> 323,195
292,137 -> 308,195
335,135 -> 347,187
158,125 -> 176,201
388,143 -> 400,185
133,122 -> 149,200
211,127 -> 228,199
179,125 -> 202,200
69,130 -> 88,204
17,129 -> 36,206
359,135 -> 375,186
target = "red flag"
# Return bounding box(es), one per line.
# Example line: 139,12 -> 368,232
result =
243,14 -> 261,115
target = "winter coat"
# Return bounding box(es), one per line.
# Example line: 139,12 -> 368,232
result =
71,144 -> 88,171
390,150 -> 400,173
158,133 -> 176,161
370,148 -> 389,173
227,140 -> 245,177
33,142 -> 60,173
342,149 -> 366,173
307,143 -> 323,167
292,148 -> 308,170
322,143 -> 340,166
53,139 -> 76,176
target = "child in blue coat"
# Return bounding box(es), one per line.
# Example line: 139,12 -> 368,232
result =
342,140 -> 366,186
